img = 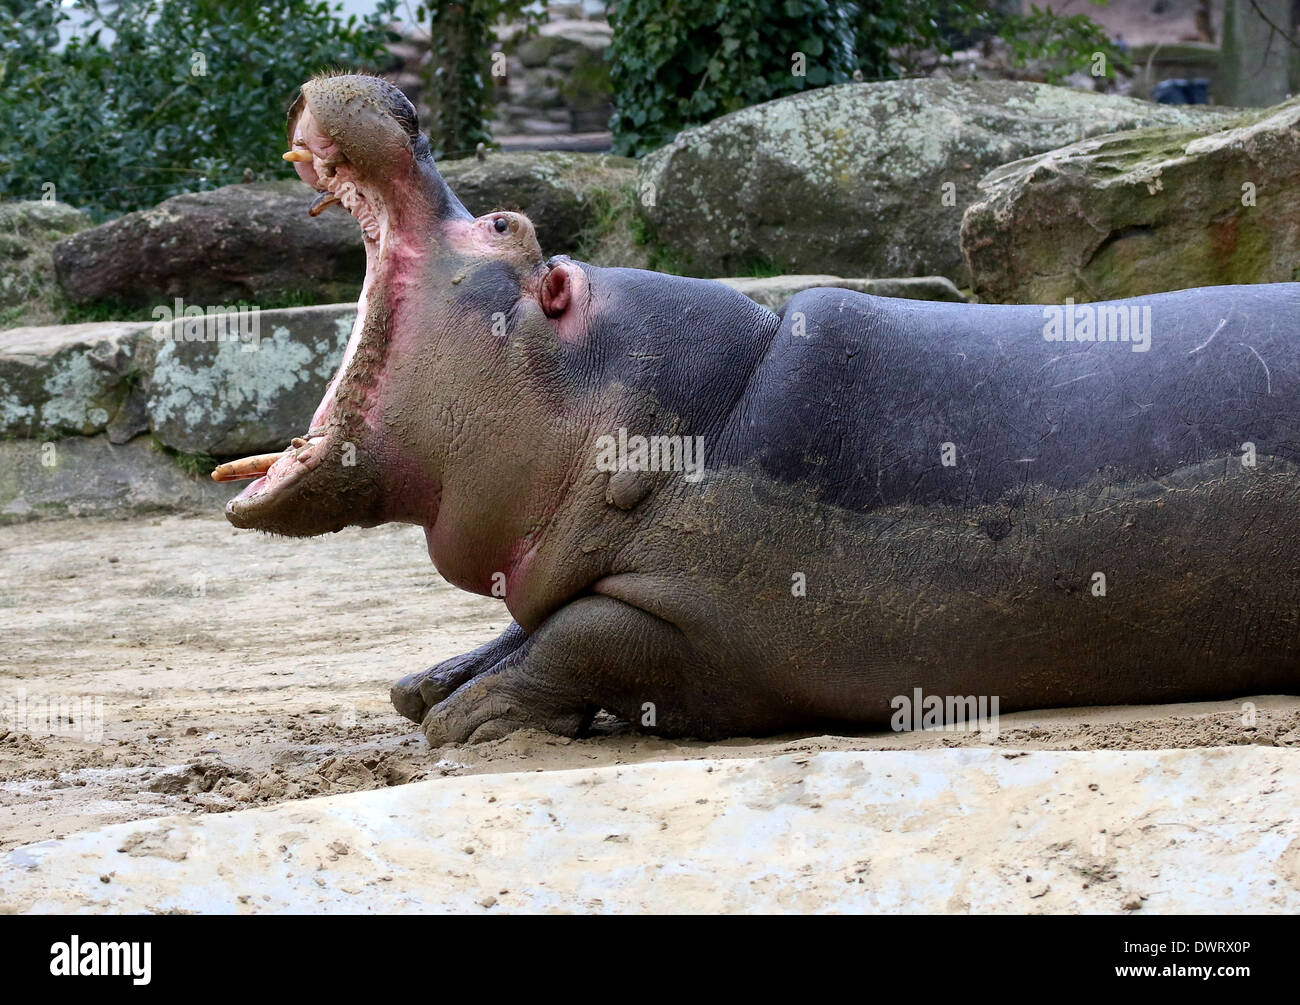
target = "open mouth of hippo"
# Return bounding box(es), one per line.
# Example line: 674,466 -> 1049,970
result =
213,74 -> 442,535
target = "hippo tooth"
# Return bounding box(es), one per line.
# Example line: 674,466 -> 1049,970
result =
309,191 -> 341,217
211,451 -> 288,482
282,149 -> 313,162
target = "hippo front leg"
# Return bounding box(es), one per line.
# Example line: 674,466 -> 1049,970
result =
415,596 -> 733,745
390,621 -> 528,724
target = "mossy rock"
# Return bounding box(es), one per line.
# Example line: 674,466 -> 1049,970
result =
0,201 -> 92,326
51,181 -> 365,310
961,96 -> 1300,303
636,79 -> 1237,282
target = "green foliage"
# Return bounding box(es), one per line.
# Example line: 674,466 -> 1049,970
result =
607,0 -> 860,157
0,0 -> 398,220
571,182 -> 634,259
860,1 -> 1125,82
880,2 -> 1125,82
990,4 -> 1126,84
609,0 -> 1125,157
628,213 -> 683,274
416,0 -> 544,159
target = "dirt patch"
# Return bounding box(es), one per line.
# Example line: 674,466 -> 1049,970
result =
1,513 -> 1296,853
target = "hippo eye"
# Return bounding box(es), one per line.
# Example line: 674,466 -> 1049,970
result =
493,216 -> 508,233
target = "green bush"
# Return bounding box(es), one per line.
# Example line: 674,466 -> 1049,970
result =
0,0 -> 398,220
606,0 -> 861,157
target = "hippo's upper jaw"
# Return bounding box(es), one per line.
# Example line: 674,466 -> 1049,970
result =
220,74 -> 473,537
282,72 -> 428,248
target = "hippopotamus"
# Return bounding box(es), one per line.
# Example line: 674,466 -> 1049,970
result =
218,74 -> 1300,744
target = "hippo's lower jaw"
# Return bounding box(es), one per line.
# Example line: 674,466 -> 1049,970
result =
223,427 -> 386,536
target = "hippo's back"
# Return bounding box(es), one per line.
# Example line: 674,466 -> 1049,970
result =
716,283 -> 1300,514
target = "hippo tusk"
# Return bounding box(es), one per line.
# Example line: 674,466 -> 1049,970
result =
282,149 -> 313,162
212,452 -> 288,482
309,190 -> 341,216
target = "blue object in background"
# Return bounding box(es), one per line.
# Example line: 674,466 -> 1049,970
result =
1151,78 -> 1212,104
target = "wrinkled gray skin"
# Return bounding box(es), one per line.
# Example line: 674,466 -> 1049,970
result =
229,75 -> 1300,744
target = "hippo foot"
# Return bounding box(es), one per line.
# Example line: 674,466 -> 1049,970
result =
420,663 -> 592,745
392,618 -> 595,743
396,595 -> 761,745
390,622 -> 528,724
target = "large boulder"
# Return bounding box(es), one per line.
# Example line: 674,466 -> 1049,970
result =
53,181 -> 366,308
52,154 -> 639,308
0,435 -> 235,523
962,97 -> 1300,304
0,320 -> 153,442
0,305 -> 355,458
637,80 -> 1238,282
0,201 -> 91,326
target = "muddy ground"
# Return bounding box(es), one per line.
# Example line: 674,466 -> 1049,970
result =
1,513 -> 1297,855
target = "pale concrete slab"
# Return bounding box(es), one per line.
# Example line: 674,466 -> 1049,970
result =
3,747 -> 1297,914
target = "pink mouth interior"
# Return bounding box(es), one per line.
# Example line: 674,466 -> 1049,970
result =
229,102 -> 385,507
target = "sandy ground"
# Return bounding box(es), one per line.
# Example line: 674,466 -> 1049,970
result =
1,513 -> 1298,857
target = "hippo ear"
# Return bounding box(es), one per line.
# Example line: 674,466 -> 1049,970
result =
540,262 -> 571,319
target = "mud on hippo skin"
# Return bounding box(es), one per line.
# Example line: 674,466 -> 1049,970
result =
221,74 -> 1300,744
